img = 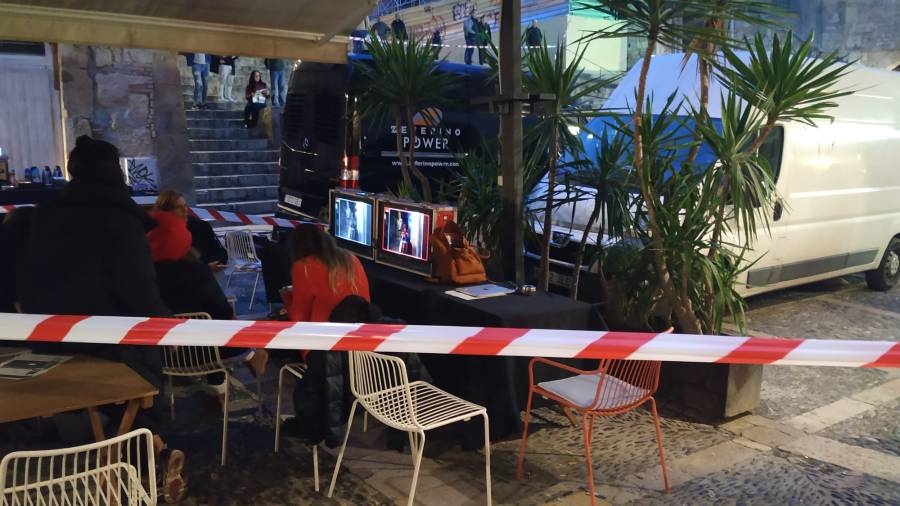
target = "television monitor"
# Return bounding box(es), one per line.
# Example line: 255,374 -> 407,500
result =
329,189 -> 376,259
376,198 -> 456,276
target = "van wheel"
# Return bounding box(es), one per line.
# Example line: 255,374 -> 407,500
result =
866,237 -> 900,291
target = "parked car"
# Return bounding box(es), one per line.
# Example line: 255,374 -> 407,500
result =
538,52 -> 900,296
277,54 -> 497,221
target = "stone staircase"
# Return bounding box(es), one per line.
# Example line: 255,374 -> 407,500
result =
180,58 -> 290,214
186,108 -> 280,215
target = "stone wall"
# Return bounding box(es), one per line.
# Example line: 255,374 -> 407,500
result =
58,45 -> 193,200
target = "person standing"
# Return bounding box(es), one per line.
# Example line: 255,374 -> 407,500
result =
217,55 -> 238,102
264,58 -> 287,108
371,16 -> 390,41
244,70 -> 270,128
431,28 -> 442,59
463,7 -> 478,65
391,13 -> 407,41
525,19 -> 543,49
186,52 -> 210,109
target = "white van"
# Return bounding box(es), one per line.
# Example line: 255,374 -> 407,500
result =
541,52 -> 900,296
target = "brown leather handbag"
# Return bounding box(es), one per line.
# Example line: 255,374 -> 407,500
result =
431,220 -> 487,285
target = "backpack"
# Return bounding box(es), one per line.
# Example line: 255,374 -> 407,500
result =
430,220 -> 486,285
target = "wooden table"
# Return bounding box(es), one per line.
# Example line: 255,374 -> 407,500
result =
0,355 -> 158,441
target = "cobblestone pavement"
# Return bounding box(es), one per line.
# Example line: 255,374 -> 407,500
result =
1,274 -> 897,504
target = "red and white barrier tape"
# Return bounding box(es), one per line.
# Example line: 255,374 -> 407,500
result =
1,202 -> 314,229
1,313 -> 897,368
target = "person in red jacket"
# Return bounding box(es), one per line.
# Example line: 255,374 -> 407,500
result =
282,224 -> 370,322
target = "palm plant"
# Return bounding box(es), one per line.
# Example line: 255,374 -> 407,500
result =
357,33 -> 461,202
524,42 -> 617,291
566,128 -> 632,300
576,0 -> 854,333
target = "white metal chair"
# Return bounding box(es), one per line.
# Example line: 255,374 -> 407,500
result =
327,351 -> 492,506
163,312 -> 262,466
0,428 -> 156,506
224,230 -> 263,310
273,363 -> 320,492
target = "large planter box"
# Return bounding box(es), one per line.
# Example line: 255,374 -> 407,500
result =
657,361 -> 762,420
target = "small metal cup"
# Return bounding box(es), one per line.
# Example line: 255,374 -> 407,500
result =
517,284 -> 536,296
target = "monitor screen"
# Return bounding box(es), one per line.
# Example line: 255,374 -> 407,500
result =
381,206 -> 430,261
333,196 -> 373,246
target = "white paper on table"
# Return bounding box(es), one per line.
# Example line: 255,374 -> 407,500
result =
0,353 -> 71,380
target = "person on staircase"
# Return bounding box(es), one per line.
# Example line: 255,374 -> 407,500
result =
243,70 -> 269,129
215,55 -> 238,103
263,58 -> 287,108
185,52 -> 210,109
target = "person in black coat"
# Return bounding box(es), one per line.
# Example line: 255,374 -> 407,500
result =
0,208 -> 32,313
15,135 -> 186,502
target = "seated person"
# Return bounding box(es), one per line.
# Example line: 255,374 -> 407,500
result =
154,190 -> 228,271
281,223 -> 370,322
147,210 -> 267,399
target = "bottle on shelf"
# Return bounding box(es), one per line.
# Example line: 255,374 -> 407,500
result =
42,166 -> 52,186
23,167 -> 32,181
9,169 -> 17,188
53,166 -> 63,178
31,166 -> 41,184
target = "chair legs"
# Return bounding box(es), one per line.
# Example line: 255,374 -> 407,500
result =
168,376 -> 175,421
249,271 -> 261,310
649,397 -> 670,492
407,431 -> 426,506
221,372 -> 230,466
327,399 -> 359,498
312,443 -> 319,492
515,386 -> 535,480
582,414 -> 596,505
274,365 -> 287,453
482,413 -> 492,506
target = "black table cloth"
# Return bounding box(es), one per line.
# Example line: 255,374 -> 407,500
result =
363,260 -> 605,448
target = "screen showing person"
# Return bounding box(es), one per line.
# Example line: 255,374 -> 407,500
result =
382,208 -> 430,260
333,197 -> 372,246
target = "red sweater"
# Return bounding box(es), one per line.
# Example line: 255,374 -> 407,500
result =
285,256 -> 370,322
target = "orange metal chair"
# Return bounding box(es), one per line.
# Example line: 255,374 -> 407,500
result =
515,330 -> 672,504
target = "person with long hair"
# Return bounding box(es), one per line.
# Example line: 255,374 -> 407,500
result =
282,224 -> 370,322
244,70 -> 269,129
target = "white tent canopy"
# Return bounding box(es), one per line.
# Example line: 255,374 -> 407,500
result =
0,0 -> 377,62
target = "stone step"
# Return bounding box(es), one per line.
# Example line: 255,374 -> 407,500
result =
186,117 -> 247,129
183,98 -> 245,112
190,150 -> 279,163
197,199 -> 278,215
194,173 -> 279,189
196,185 -> 279,204
192,162 -> 280,177
185,109 -> 245,120
189,139 -> 270,151
187,127 -> 261,139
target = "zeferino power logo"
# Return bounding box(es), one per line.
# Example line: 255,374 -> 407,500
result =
389,108 -> 463,154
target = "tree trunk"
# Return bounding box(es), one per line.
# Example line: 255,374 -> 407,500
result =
406,109 -> 432,202
538,125 -> 560,291
394,109 -> 413,191
570,194 -> 602,299
632,35 -> 702,334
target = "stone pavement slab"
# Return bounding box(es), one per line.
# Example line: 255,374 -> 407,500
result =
779,435 -> 900,483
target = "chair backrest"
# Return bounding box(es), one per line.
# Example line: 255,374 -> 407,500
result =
0,428 -> 156,506
347,351 -> 417,427
224,231 -> 260,265
592,327 -> 673,410
163,312 -> 224,374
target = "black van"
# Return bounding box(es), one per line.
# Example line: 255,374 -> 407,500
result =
277,54 -> 498,220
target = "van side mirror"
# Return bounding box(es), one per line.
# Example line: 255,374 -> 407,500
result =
773,200 -> 783,222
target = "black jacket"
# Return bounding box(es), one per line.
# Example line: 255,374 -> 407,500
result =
155,259 -> 233,320
16,180 -> 171,318
187,215 -> 228,265
264,58 -> 286,71
292,296 -> 430,448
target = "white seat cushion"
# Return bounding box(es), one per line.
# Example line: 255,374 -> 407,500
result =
538,373 -> 648,410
